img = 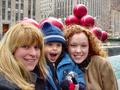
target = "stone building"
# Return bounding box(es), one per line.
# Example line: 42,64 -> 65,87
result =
0,0 -> 41,38
0,0 -> 120,39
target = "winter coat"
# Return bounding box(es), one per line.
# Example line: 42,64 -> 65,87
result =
45,72 -> 58,90
0,73 -> 21,90
33,67 -> 57,90
84,55 -> 118,90
32,72 -> 46,90
0,72 -> 57,90
47,53 -> 85,89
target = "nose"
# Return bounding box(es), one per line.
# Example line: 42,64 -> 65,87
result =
29,47 -> 37,56
76,46 -> 82,53
52,46 -> 57,50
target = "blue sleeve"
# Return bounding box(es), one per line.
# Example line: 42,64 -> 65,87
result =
73,65 -> 86,89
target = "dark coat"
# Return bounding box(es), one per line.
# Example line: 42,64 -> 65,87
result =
0,73 -> 20,90
0,72 -> 57,90
33,67 -> 57,90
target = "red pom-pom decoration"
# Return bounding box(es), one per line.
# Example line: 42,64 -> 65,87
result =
73,4 -> 87,19
101,31 -> 108,42
65,15 -> 80,25
80,15 -> 95,28
91,27 -> 102,40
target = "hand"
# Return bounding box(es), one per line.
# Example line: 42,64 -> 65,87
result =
60,79 -> 70,90
60,79 -> 75,90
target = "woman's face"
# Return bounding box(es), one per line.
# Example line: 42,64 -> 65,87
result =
14,43 -> 40,71
68,32 -> 89,64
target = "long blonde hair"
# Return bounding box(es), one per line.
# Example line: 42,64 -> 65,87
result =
64,25 -> 107,57
0,23 -> 48,90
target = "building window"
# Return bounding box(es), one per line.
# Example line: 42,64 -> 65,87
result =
28,0 -> 31,18
8,11 -> 11,20
2,0 -> 5,7
21,2 -> 24,9
20,13 -> 23,20
21,0 -> 24,10
2,8 -> 5,20
3,24 -> 9,35
33,0 -> 36,17
8,0 -> 11,8
16,3 -> 19,9
2,0 -> 6,20
16,13 -> 19,21
28,10 -> 31,18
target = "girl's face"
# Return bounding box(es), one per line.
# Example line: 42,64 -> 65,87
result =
44,42 -> 62,62
68,33 -> 89,64
14,43 -> 40,71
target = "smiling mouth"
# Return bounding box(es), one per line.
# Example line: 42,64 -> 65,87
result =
50,53 -> 57,57
48,53 -> 58,61
75,55 -> 82,58
24,58 -> 36,62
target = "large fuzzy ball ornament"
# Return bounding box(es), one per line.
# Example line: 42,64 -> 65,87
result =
65,15 -> 80,25
80,15 -> 95,28
91,27 -> 102,40
73,4 -> 87,19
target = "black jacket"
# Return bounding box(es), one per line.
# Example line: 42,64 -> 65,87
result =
0,73 -> 20,90
33,67 -> 57,90
0,72 -> 49,90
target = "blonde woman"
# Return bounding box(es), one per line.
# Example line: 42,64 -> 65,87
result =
64,24 -> 118,90
0,23 -> 57,90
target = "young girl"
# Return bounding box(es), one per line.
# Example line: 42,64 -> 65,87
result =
64,24 -> 118,90
41,22 -> 86,90
0,23 -> 57,90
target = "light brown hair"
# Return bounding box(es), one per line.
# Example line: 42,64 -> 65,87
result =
64,25 -> 107,57
0,23 -> 48,90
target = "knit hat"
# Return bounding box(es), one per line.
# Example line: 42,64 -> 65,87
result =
41,22 -> 65,44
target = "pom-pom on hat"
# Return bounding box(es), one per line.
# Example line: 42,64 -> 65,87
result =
41,22 -> 65,44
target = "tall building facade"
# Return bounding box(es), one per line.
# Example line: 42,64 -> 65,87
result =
39,0 -> 54,21
0,0 -> 120,39
88,0 -> 111,32
53,0 -> 88,22
52,0 -> 120,37
0,0 -> 40,38
110,0 -> 120,37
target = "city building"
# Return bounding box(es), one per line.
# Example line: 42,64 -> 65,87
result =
88,0 -> 111,32
88,0 -> 120,37
110,0 -> 120,37
39,0 -> 54,20
53,0 -> 88,22
0,0 -> 40,38
0,0 -> 120,39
